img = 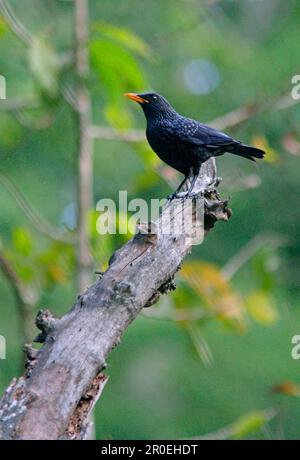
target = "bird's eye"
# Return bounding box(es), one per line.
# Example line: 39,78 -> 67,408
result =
153,96 -> 158,100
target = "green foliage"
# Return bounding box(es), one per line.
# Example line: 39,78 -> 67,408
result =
93,21 -> 152,58
12,227 -> 33,257
0,15 -> 7,37
90,22 -> 149,127
0,114 -> 24,150
29,38 -> 60,99
5,226 -> 75,290
231,411 -> 273,440
245,290 -> 278,325
179,261 -> 247,331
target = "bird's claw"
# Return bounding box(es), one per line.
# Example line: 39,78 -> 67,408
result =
186,190 -> 203,199
167,190 -> 203,201
167,191 -> 180,201
167,190 -> 191,201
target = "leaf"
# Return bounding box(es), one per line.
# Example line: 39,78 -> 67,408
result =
245,290 -> 278,325
90,39 -> 146,90
0,15 -> 8,37
182,261 -> 230,296
89,210 -> 116,268
231,410 -> 273,439
251,247 -> 279,291
37,241 -> 75,287
29,38 -> 59,98
133,170 -> 161,193
0,114 -> 24,150
14,263 -> 35,284
271,381 -> 300,397
47,264 -> 67,284
104,103 -> 132,129
12,227 -> 33,257
180,261 -> 246,331
90,38 -> 147,127
93,21 -> 152,58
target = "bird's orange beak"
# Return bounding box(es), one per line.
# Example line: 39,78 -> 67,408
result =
124,93 -> 149,104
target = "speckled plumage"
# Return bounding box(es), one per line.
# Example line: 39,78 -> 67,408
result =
126,92 -> 265,195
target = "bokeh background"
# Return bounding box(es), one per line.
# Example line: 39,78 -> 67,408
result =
0,0 -> 300,440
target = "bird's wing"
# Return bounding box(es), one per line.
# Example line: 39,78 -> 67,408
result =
166,120 -> 237,149
187,123 -> 237,148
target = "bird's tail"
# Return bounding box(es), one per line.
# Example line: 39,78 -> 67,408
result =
228,143 -> 265,162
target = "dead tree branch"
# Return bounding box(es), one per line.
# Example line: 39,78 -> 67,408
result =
0,172 -> 74,245
0,159 -> 230,440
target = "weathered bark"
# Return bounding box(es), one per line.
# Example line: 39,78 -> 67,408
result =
0,159 -> 231,440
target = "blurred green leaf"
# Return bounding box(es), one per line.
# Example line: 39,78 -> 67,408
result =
90,39 -> 146,90
12,227 -> 33,257
90,209 -> 131,269
246,290 -> 278,325
29,38 -> 59,98
0,114 -> 24,150
90,38 -> 147,127
252,135 -> 279,163
0,15 -> 8,37
231,410 -> 273,439
180,261 -> 247,332
37,241 -> 74,287
14,263 -> 35,284
104,103 -> 132,129
251,247 -> 279,291
93,21 -> 152,58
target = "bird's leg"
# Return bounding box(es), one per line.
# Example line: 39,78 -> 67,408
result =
183,166 -> 202,198
171,168 -> 200,199
167,175 -> 189,201
187,173 -> 198,197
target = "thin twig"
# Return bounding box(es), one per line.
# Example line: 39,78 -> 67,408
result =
0,252 -> 34,345
0,0 -> 33,45
0,172 -> 75,245
0,99 -> 39,111
142,306 -> 214,322
210,90 -> 298,131
88,125 -> 145,142
61,84 -> 79,112
222,233 -> 286,281
0,1 -> 78,113
90,89 -> 298,142
188,408 -> 276,440
74,0 -> 93,291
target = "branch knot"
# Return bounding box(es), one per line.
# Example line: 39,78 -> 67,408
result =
34,309 -> 58,343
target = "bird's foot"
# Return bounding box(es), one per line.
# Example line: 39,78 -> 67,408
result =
167,192 -> 176,201
176,190 -> 203,200
167,190 -> 196,201
168,188 -> 208,201
167,191 -> 183,201
214,176 -> 222,187
186,190 -> 203,199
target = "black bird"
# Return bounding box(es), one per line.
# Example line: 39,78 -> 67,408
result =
124,92 -> 265,198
